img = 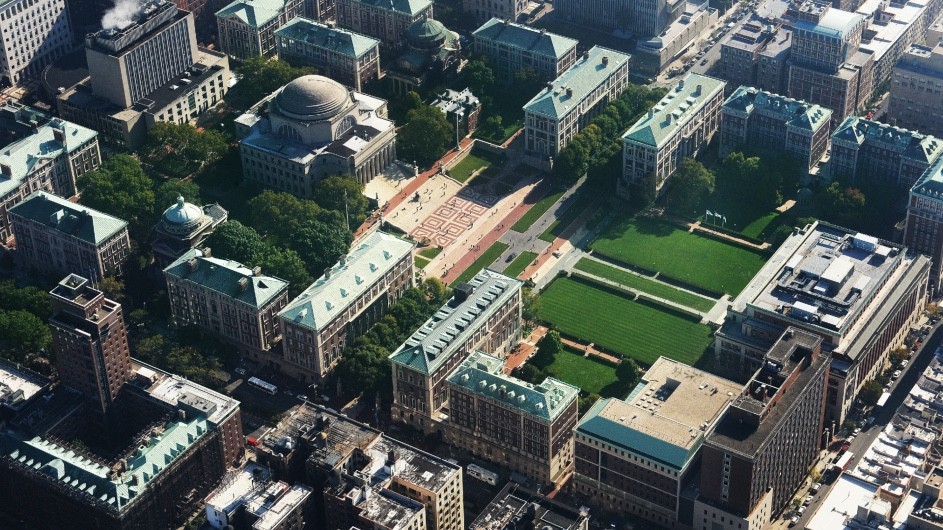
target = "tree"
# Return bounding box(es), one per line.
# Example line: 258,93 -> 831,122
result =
512,364 -> 546,384
205,221 -> 267,265
294,219 -> 353,275
632,172 -> 658,209
397,104 -> 453,167
533,330 -> 562,368
463,59 -> 494,96
579,393 -> 601,415
98,277 -> 126,305
889,347 -> 908,366
817,183 -> 866,226
334,342 -> 392,402
78,154 -> 155,236
667,158 -> 715,215
616,358 -> 640,388
261,248 -> 312,298
0,310 -> 51,360
521,287 -> 542,325
314,175 -> 370,225
420,278 -> 448,307
248,190 -> 320,244
143,122 -> 229,172
0,281 -> 50,318
154,180 -> 201,214
859,379 -> 884,407
234,56 -> 315,106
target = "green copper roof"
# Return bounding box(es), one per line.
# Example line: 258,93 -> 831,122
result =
279,231 -> 414,331
0,115 -> 97,199
9,191 -> 127,246
473,18 -> 577,60
523,46 -> 630,119
390,269 -> 522,375
912,156 -> 943,199
164,248 -> 288,309
215,0 -> 288,28
832,116 -> 943,163
722,86 -> 831,131
347,0 -> 432,17
623,73 -> 726,148
275,17 -> 380,58
447,351 -> 578,421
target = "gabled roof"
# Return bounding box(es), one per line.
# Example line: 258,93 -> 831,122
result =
9,192 -> 127,246
722,86 -> 830,131
472,18 -> 577,60
275,17 -> 380,58
347,0 -> 432,17
163,248 -> 288,309
215,0 -> 288,28
623,73 -> 726,148
912,156 -> 943,199
523,46 -> 630,119
278,231 -> 413,331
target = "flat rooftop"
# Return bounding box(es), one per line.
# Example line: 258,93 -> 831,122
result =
357,487 -> 424,529
728,221 -> 904,338
469,483 -> 588,530
623,73 -> 726,148
577,357 -> 740,470
793,7 -> 864,40
138,361 -> 240,425
0,358 -> 48,412
857,0 -> 928,64
244,481 -> 312,530
205,462 -> 271,516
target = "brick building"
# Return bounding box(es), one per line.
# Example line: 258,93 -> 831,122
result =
471,18 -> 577,83
334,0 -> 432,48
905,157 -> 943,293
719,17 -> 792,95
275,17 -> 380,92
216,0 -> 324,59
888,44 -> 943,138
830,116 -> 943,188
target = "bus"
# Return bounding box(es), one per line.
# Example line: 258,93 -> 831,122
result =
247,376 -> 278,395
833,452 -> 854,475
467,464 -> 499,486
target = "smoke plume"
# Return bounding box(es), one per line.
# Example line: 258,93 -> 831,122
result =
101,0 -> 143,31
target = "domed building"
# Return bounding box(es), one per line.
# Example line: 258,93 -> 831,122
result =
152,196 -> 228,268
389,17 -> 461,95
235,75 -> 397,198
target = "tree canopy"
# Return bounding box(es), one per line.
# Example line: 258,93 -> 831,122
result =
248,190 -> 321,244
667,158 -> 715,215
77,154 -> 155,237
143,122 -> 229,173
154,180 -> 201,215
233,56 -> 316,107
0,310 -> 51,361
314,175 -> 370,225
816,182 -> 866,227
205,221 -> 268,266
397,104 -> 453,168
293,219 -> 354,276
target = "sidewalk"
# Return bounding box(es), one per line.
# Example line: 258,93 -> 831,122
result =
560,337 -> 621,365
521,200 -> 603,283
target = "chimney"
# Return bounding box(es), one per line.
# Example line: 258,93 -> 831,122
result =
602,56 -> 609,66
203,247 -> 212,258
695,84 -> 702,95
648,109 -> 655,118
0,163 -> 10,176
666,114 -> 673,124
252,266 -> 262,276
583,50 -> 590,61
324,267 -> 332,280
238,277 -> 249,292
339,255 -> 347,266
187,258 -> 198,272
53,128 -> 65,143
565,87 -> 573,98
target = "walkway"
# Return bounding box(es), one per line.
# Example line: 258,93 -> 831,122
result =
569,269 -> 705,319
560,337 -> 621,365
687,219 -> 771,251
503,325 -> 549,374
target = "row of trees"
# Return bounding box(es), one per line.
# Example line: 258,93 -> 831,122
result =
0,281 -> 52,367
142,122 -> 230,177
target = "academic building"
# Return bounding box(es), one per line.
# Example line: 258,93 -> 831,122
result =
620,73 -> 725,198
390,269 -> 522,433
275,17 -> 381,92
334,0 -> 433,48
445,351 -> 579,487
719,17 -> 792,96
151,195 -> 228,269
888,44 -> 943,138
215,0 -> 318,59
714,221 -> 930,424
554,0 -> 685,37
278,230 -> 414,382
471,18 -> 578,83
830,116 -> 943,188
905,157 -> 943,293
0,0 -> 73,85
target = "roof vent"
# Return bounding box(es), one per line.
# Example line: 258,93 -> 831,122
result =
238,277 -> 249,292
252,266 -> 262,276
324,267 -> 332,280
602,56 -> 609,66
565,87 -> 573,97
187,258 -> 198,272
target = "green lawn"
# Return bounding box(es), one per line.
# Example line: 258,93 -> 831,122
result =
574,259 -> 716,312
538,277 -> 714,366
418,247 -> 442,259
504,251 -> 538,278
511,191 -> 564,233
591,217 -> 767,296
448,153 -> 492,183
539,195 -> 594,242
544,347 -> 631,397
740,211 -> 786,240
453,242 -> 510,284
415,255 -> 431,269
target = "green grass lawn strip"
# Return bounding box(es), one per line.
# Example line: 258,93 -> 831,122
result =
511,191 -> 564,233
590,217 -> 767,296
544,347 -> 626,396
418,247 -> 442,259
740,211 -> 781,240
414,255 -> 431,269
448,153 -> 491,183
539,195 -> 593,242
504,251 -> 538,278
453,242 -> 510,284
574,258 -> 716,312
538,277 -> 712,366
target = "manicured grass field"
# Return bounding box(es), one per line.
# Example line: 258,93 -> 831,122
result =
740,211 -> 786,240
539,195 -> 594,242
414,256 -> 430,269
511,191 -> 564,233
453,242 -> 510,284
590,217 -> 767,296
448,153 -> 492,183
418,247 -> 442,259
574,259 -> 716,312
504,251 -> 538,278
538,277 -> 713,366
544,347 -> 629,397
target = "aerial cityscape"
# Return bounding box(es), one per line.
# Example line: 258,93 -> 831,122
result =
2,0 -> 943,527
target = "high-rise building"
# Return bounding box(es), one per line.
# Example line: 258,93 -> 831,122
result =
905,157 -> 943,293
10,192 -> 131,282
390,269 -> 522,433
0,104 -> 100,246
854,0 -> 939,94
830,116 -> 943,188
471,18 -> 578,83
523,46 -> 630,164
719,86 -> 832,171
215,0 -> 319,59
48,274 -> 132,421
888,44 -> 943,138
275,17 -> 381,92
0,0 -> 73,85
714,221 -> 930,424
334,0 -> 433,48
719,17 -> 792,95
279,231 -> 414,383
573,357 -> 741,529
465,0 -> 525,26
695,328 -> 828,530
554,0 -> 685,37
445,350 -> 579,487
620,73 -> 725,198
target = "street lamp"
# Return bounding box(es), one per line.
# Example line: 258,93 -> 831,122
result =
455,111 -> 464,150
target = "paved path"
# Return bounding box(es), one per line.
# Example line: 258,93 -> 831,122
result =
503,325 -> 549,374
560,337 -> 621,365
688,219 -> 771,251
522,199 -> 605,289
570,269 -> 706,318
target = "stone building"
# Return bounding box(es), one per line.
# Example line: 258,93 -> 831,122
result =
152,196 -> 227,269
335,0 -> 433,48
471,18 -> 577,83
275,17 -> 381,92
888,44 -> 943,138
830,116 -> 942,188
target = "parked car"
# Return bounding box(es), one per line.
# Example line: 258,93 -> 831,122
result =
789,516 -> 799,527
296,394 -> 308,401
853,427 -> 861,436
893,370 -> 902,379
797,505 -> 806,516
812,482 -> 822,493
804,494 -> 813,505
235,367 -> 247,376
863,416 -> 874,428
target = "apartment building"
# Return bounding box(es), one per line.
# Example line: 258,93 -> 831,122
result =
719,17 -> 792,95
58,1 -> 230,148
303,404 -> 466,530
278,230 -> 414,382
471,18 -> 577,83
905,157 -> 943,293
830,116 -> 943,188
523,46 -> 630,164
714,221 -> 930,424
468,483 -> 589,530
10,192 -> 130,281
0,104 -> 100,246
0,0 -> 73,85
445,351 -> 579,487
390,269 -> 522,433
855,0 -> 940,93
205,462 -> 313,530
620,73 -> 725,198
554,0 -> 685,37
888,44 -> 943,138
719,86 -> 832,171
574,357 -> 740,529
635,2 -> 719,76
215,0 -> 315,59
465,0 -> 525,25
164,248 -> 290,359
275,17 -> 380,92
334,0 -> 432,47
